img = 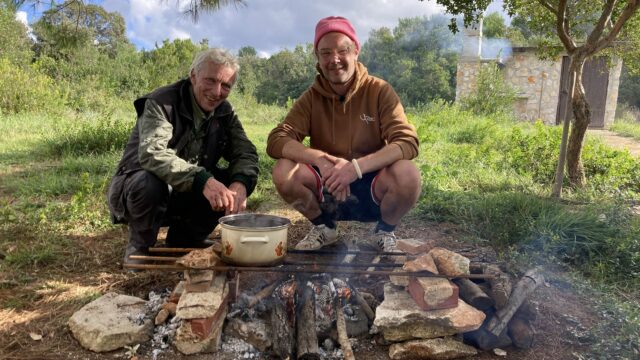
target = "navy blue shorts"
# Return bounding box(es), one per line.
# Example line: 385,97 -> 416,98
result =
307,164 -> 382,222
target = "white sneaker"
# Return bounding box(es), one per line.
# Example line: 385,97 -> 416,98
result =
295,224 -> 338,250
375,231 -> 400,253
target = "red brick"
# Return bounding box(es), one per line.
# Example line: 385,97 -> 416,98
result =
407,277 -> 459,311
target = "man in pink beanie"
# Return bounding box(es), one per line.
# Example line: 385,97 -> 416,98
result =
267,16 -> 421,255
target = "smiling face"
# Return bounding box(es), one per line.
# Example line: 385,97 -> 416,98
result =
316,32 -> 359,88
189,61 -> 237,113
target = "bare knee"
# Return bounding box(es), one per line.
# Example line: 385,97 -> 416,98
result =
272,159 -> 316,196
379,160 -> 422,199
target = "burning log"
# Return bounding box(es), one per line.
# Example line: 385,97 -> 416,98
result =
296,281 -> 320,360
508,316 -> 535,349
453,278 -> 494,311
246,278 -> 284,309
350,287 -> 375,323
484,264 -> 513,310
270,280 -> 297,359
486,267 -> 544,337
331,279 -> 355,360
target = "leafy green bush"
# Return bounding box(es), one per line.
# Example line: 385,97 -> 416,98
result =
459,62 -> 517,115
0,58 -> 66,114
44,111 -> 134,156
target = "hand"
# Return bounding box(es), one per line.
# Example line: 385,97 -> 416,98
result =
202,178 -> 236,212
314,153 -> 337,179
322,156 -> 357,201
226,182 -> 247,215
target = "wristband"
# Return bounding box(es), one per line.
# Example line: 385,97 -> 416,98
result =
351,159 -> 363,179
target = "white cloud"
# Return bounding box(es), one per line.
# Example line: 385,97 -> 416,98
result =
101,0 -> 448,54
15,10 -> 28,25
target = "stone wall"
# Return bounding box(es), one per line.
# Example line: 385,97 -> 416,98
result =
456,48 -> 623,129
456,50 -> 563,125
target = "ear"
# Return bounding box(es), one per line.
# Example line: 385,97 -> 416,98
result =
189,69 -> 196,83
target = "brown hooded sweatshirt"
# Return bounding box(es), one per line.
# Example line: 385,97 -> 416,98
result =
266,62 -> 419,162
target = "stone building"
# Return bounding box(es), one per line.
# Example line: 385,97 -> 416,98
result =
455,22 -> 622,129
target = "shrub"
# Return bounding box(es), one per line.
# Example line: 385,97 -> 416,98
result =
0,58 -> 65,114
44,111 -> 134,156
459,62 -> 517,115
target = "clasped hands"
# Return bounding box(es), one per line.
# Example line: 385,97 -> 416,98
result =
202,178 -> 247,215
316,153 -> 360,202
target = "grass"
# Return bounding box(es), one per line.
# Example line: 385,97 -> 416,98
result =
611,105 -> 640,140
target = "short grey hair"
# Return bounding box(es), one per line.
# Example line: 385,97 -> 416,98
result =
190,48 -> 240,75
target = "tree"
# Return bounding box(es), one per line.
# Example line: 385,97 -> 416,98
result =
360,15 -> 460,105
428,0 -> 640,194
32,0 -> 128,59
483,11 -> 506,38
0,5 -> 33,65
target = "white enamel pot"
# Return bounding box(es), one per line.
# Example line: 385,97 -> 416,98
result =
218,213 -> 291,266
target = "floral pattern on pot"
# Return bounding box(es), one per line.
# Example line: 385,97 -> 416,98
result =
275,241 -> 284,257
224,241 -> 233,256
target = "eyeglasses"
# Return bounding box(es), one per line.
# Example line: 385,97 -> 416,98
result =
318,46 -> 352,60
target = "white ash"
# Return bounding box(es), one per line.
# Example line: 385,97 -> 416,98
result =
221,336 -> 259,357
146,290 -> 170,313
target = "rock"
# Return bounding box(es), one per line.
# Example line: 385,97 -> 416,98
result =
373,284 -> 485,342
345,305 -> 369,337
174,305 -> 227,355
397,238 -> 436,255
68,293 -> 153,352
407,277 -> 459,311
176,274 -> 227,319
162,301 -> 177,316
403,253 -> 439,274
428,248 -> 470,276
389,337 -> 478,359
225,318 -> 271,352
176,247 -> 220,269
155,309 -> 170,325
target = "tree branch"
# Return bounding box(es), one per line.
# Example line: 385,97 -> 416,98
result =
591,0 -> 640,55
586,0 -> 616,46
549,0 -> 577,52
539,0 -> 559,16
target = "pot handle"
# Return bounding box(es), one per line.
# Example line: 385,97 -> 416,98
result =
240,236 -> 269,244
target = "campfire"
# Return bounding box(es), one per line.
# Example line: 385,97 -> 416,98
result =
68,236 -> 544,359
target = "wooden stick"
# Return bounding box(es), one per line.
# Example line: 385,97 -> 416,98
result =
270,282 -> 296,359
485,264 -> 513,310
454,278 -> 495,311
296,280 -> 320,360
486,267 -> 545,336
247,279 -> 282,308
332,281 -> 355,360
351,287 -> 375,323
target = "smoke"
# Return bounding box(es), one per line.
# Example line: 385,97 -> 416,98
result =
481,37 -> 513,62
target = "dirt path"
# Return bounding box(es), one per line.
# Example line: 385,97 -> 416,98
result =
588,129 -> 640,156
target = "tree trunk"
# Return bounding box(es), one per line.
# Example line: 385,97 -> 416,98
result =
566,55 -> 590,187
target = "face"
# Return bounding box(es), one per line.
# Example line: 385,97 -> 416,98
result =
316,32 -> 359,86
189,61 -> 237,113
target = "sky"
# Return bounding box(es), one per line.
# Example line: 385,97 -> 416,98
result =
17,0 -> 505,57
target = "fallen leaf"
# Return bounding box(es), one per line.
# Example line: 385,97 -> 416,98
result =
29,332 -> 43,341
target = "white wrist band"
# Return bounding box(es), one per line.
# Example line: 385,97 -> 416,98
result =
351,159 -> 363,179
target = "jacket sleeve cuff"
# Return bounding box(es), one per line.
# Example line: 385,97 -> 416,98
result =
230,174 -> 256,196
192,170 -> 214,195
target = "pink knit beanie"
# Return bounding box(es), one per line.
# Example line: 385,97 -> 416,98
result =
314,16 -> 360,51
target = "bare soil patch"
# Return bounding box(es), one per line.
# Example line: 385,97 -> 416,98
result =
0,208 -> 613,360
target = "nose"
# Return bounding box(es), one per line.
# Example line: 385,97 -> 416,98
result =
210,82 -> 222,96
